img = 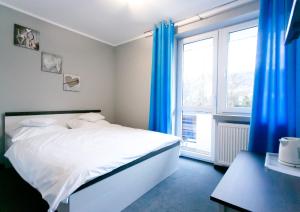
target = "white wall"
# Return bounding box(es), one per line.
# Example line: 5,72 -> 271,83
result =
0,5 -> 115,163
114,37 -> 153,129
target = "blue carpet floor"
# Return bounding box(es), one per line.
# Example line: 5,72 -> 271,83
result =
124,157 -> 225,212
0,157 -> 225,212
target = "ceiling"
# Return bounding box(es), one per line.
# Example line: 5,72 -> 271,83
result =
0,0 -> 234,46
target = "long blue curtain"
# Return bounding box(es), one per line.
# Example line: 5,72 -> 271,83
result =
148,20 -> 175,134
249,0 -> 300,153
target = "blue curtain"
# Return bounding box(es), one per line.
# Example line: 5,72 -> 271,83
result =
249,0 -> 300,153
148,20 -> 175,134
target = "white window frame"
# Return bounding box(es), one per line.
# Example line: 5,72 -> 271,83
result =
180,31 -> 219,115
217,20 -> 258,114
176,31 -> 218,162
175,19 -> 258,162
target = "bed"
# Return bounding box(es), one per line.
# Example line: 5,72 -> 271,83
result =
4,110 -> 181,212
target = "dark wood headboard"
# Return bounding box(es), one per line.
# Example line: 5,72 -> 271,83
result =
5,109 -> 101,117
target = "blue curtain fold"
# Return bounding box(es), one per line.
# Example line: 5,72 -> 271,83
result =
249,0 -> 300,153
148,20 -> 175,134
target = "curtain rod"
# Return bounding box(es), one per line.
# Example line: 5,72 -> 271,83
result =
143,0 -> 255,37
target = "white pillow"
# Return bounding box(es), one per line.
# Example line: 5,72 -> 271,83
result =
78,113 -> 105,122
67,119 -> 110,129
11,125 -> 67,142
20,117 -> 56,127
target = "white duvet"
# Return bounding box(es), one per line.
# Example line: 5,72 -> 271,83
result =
5,124 -> 180,211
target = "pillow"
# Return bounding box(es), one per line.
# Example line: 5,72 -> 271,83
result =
20,117 -> 56,127
78,113 -> 105,122
11,125 -> 67,142
67,119 -> 110,129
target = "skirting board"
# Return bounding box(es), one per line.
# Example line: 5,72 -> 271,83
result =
57,145 -> 180,212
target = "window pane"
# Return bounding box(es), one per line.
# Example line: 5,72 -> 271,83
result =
181,112 -> 212,156
226,27 -> 258,108
183,38 -> 214,108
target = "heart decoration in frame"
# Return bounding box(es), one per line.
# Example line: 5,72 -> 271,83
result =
63,74 -> 80,92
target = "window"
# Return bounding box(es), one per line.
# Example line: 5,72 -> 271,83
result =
177,31 -> 218,161
176,20 -> 258,161
183,37 -> 214,109
218,21 -> 258,113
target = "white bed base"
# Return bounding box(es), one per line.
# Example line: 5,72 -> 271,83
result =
4,110 -> 180,212
58,145 -> 180,212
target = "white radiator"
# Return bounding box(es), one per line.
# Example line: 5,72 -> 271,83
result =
215,123 -> 250,166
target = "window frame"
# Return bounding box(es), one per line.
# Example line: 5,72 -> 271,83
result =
175,19 -> 258,162
176,31 -> 218,137
175,31 -> 218,162
217,20 -> 258,114
180,31 -> 219,114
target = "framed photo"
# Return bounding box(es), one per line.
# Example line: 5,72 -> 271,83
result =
63,74 -> 80,92
41,52 -> 63,74
14,24 -> 40,51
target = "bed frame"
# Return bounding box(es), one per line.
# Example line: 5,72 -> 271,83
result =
4,110 -> 180,212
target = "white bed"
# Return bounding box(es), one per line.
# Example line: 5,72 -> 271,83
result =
4,110 -> 181,212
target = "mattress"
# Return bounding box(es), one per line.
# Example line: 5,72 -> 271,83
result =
5,124 -> 181,211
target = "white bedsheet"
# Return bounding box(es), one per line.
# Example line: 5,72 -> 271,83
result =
4,124 -> 180,211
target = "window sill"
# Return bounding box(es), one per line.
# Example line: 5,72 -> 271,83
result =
213,114 -> 250,124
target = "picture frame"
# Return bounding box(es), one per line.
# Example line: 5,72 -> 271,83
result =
63,74 -> 80,92
14,24 -> 40,51
41,52 -> 63,74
